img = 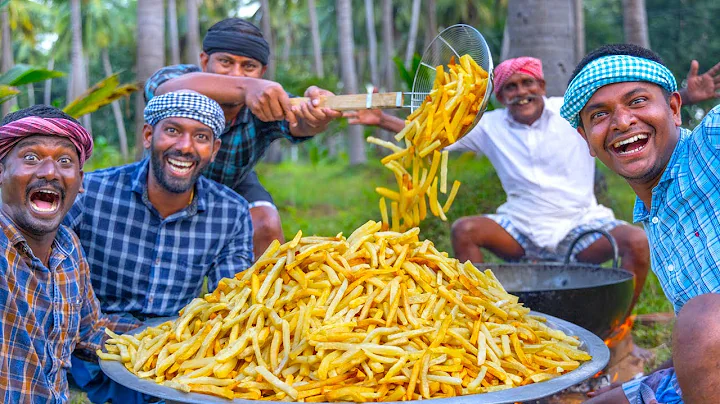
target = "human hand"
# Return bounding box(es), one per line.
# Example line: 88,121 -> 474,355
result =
684,60 -> 720,104
292,86 -> 342,129
343,109 -> 385,126
244,78 -> 298,126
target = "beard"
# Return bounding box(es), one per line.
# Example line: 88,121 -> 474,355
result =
150,141 -> 204,194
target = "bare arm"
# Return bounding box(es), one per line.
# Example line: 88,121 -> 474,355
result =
344,109 -> 407,133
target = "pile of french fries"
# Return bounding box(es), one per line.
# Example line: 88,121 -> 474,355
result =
100,221 -> 591,402
368,54 -> 489,232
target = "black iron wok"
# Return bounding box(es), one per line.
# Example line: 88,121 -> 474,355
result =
476,230 -> 635,339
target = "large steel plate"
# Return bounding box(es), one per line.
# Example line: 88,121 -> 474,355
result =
100,313 -> 609,404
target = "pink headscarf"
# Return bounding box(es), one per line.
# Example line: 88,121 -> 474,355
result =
493,57 -> 544,97
0,117 -> 93,167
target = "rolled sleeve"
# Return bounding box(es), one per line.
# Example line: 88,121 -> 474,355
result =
144,64 -> 202,101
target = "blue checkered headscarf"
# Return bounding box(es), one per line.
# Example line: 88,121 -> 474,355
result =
561,55 -> 677,128
144,91 -> 226,138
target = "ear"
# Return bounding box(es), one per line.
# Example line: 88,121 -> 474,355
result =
538,79 -> 547,95
210,138 -> 222,162
78,170 -> 85,193
669,91 -> 683,127
0,162 -> 4,187
200,52 -> 209,71
577,126 -> 597,157
142,123 -> 154,150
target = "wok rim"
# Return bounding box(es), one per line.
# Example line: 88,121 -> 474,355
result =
475,262 -> 635,293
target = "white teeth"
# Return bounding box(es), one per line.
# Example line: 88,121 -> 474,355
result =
30,200 -> 58,213
518,99 -> 530,105
613,134 -> 648,149
618,144 -> 646,155
168,158 -> 193,168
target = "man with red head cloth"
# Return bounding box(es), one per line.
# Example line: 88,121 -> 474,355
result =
0,105 -> 139,403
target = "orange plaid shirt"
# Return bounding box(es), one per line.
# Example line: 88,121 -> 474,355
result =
0,210 -> 139,403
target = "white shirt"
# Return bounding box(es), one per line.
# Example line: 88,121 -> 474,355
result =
446,97 -> 615,249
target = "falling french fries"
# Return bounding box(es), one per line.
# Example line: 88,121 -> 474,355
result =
368,54 -> 489,231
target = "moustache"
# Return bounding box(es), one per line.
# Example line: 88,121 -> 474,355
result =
26,179 -> 65,200
507,94 -> 541,105
162,150 -> 200,164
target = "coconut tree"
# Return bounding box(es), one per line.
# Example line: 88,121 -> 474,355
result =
364,0 -> 379,85
135,0 -> 165,157
168,0 -> 181,65
1,6 -> 14,116
381,0 -> 394,90
307,0 -> 324,77
505,0 -> 576,96
259,0 -> 275,79
404,0 -> 421,67
186,0 -> 201,65
622,0 -> 649,48
336,0 -> 366,164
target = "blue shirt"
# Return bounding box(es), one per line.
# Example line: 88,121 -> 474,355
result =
633,105 -> 720,313
63,159 -> 254,316
145,64 -> 308,192
0,211 -> 138,403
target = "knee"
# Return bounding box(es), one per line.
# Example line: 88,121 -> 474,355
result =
451,217 -> 478,242
250,208 -> 283,238
619,227 -> 650,265
675,293 -> 720,350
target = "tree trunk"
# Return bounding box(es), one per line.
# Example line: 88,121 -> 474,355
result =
69,0 -> 88,101
381,0 -> 395,90
404,0 -> 421,67
259,0 -> 275,79
185,0 -> 201,65
505,0 -> 576,96
622,0 -> 650,49
27,84 -> 35,106
501,23 -> 510,62
574,0 -> 585,63
364,0 -> 379,85
2,8 -> 15,116
336,0 -> 366,165
281,25 -> 292,65
135,0 -> 165,158
103,49 -> 129,160
44,58 -> 54,105
424,0 -> 437,53
307,0 -> 324,77
168,0 -> 181,65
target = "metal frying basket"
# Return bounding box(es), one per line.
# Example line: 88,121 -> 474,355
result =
410,24 -> 494,137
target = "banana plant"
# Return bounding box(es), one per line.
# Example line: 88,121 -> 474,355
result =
62,73 -> 138,119
0,64 -> 64,105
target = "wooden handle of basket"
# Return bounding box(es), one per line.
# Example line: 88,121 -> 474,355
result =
289,92 -> 404,111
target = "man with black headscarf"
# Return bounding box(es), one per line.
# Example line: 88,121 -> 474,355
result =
145,18 -> 342,259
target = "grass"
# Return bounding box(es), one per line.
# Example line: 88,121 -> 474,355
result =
258,154 -> 675,350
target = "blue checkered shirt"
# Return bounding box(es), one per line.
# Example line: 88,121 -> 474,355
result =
633,105 -> 720,314
63,159 -> 254,316
145,64 -> 308,191
0,211 -> 138,403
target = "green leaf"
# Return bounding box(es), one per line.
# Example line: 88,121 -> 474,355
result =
0,85 -> 20,104
0,64 -> 65,86
63,73 -> 139,118
0,0 -> 9,9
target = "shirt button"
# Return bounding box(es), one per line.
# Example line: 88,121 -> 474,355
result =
651,217 -> 659,224
668,264 -> 675,272
148,296 -> 154,303
155,258 -> 160,265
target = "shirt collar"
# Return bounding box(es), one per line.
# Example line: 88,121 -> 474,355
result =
130,158 -> 208,214
0,209 -> 76,260
632,128 -> 691,223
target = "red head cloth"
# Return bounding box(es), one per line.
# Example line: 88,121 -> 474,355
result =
0,117 -> 93,167
493,57 -> 544,97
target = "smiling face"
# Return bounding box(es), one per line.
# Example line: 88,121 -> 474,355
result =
497,73 -> 547,125
578,81 -> 682,184
0,136 -> 83,236
144,117 -> 221,194
200,52 -> 266,79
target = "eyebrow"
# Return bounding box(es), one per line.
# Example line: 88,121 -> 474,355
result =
162,119 -> 213,135
15,137 -> 75,151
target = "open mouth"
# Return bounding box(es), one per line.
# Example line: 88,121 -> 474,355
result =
166,157 -> 196,175
28,189 -> 61,214
612,134 -> 649,156
516,97 -> 533,106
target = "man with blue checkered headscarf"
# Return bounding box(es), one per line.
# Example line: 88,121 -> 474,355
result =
64,91 -> 254,404
565,44 -> 720,404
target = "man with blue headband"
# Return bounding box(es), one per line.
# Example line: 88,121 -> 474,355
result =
66,91 -> 254,403
564,44 -> 720,404
145,18 -> 343,261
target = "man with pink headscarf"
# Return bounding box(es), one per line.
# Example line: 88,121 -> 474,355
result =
0,105 -> 139,403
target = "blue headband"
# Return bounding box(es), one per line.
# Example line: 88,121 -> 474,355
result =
144,91 -> 226,138
561,55 -> 677,128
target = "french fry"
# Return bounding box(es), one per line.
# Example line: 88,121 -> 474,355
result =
100,220 -> 591,401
